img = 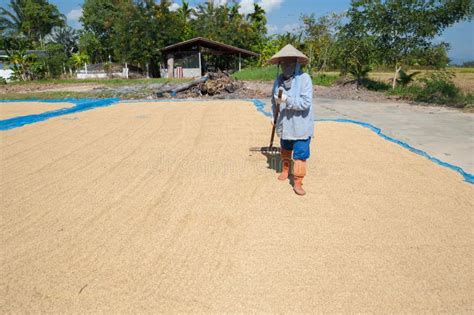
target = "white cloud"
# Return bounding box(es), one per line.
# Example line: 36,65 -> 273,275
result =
67,8 -> 82,21
169,2 -> 180,11
267,24 -> 278,34
239,0 -> 255,14
66,8 -> 82,28
282,23 -> 299,32
238,0 -> 284,15
259,0 -> 283,13
215,0 -> 228,5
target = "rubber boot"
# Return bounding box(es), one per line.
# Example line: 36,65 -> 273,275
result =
293,159 -> 306,196
278,149 -> 292,181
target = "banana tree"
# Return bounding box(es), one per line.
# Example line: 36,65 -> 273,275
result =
6,49 -> 31,81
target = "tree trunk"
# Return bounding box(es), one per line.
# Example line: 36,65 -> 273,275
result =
392,65 -> 402,89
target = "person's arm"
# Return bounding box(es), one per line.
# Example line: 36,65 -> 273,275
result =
285,74 -> 312,111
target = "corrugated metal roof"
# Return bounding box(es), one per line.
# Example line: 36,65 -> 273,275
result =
160,37 -> 258,57
0,50 -> 47,58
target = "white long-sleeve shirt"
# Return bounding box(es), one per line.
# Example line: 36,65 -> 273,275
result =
271,71 -> 314,140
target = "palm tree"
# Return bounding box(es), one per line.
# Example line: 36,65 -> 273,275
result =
47,26 -> 79,55
248,3 -> 266,34
0,0 -> 22,37
177,0 -> 194,22
228,2 -> 240,20
0,0 -> 65,47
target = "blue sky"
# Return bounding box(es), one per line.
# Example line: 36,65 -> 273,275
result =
1,0 -> 472,63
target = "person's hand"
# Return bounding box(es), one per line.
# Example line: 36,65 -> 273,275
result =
274,93 -> 288,104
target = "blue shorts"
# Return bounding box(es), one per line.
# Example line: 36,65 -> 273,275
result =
280,137 -> 311,160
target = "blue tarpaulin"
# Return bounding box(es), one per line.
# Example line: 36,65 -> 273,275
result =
0,98 -> 120,131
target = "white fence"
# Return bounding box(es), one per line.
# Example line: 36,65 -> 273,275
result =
160,68 -> 201,79
76,71 -> 125,79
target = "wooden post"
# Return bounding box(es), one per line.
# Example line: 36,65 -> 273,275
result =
167,54 -> 174,78
239,53 -> 241,72
198,51 -> 202,76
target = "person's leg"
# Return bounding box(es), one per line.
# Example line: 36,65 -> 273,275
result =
292,138 -> 311,195
278,139 -> 293,180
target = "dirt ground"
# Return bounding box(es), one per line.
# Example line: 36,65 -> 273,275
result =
0,101 -> 74,120
1,100 -> 472,312
0,83 -> 104,94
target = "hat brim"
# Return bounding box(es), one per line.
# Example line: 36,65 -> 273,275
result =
267,56 -> 309,65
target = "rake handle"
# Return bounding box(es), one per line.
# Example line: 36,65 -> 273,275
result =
269,88 -> 283,149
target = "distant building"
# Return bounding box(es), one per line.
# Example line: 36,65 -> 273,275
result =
160,37 -> 258,79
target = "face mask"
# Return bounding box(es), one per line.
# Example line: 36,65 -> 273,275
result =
282,62 -> 296,79
279,61 -> 297,90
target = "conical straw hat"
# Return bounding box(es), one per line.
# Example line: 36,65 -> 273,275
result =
268,44 -> 309,65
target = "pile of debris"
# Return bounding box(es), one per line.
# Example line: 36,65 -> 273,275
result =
197,72 -> 243,95
156,71 -> 243,98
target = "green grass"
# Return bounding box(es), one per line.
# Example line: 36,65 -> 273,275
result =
232,65 -> 280,81
233,65 -> 338,87
312,73 -> 339,86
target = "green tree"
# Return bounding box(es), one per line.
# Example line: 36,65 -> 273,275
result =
301,12 -> 343,73
412,43 -> 451,68
248,4 -> 267,36
335,3 -> 376,83
0,0 -> 65,48
78,31 -> 103,64
80,0 -> 123,62
43,43 -> 68,78
254,36 -> 280,66
461,60 -> 474,67
349,0 -> 473,88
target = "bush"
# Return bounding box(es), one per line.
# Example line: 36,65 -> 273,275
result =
387,71 -> 473,108
416,71 -> 461,104
388,85 -> 424,97
30,62 -> 47,80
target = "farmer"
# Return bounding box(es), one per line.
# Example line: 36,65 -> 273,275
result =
269,44 -> 314,196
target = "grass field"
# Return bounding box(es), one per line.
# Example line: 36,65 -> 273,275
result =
233,66 -> 474,92
368,70 -> 474,93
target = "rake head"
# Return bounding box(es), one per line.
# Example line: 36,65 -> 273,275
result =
249,146 -> 281,155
